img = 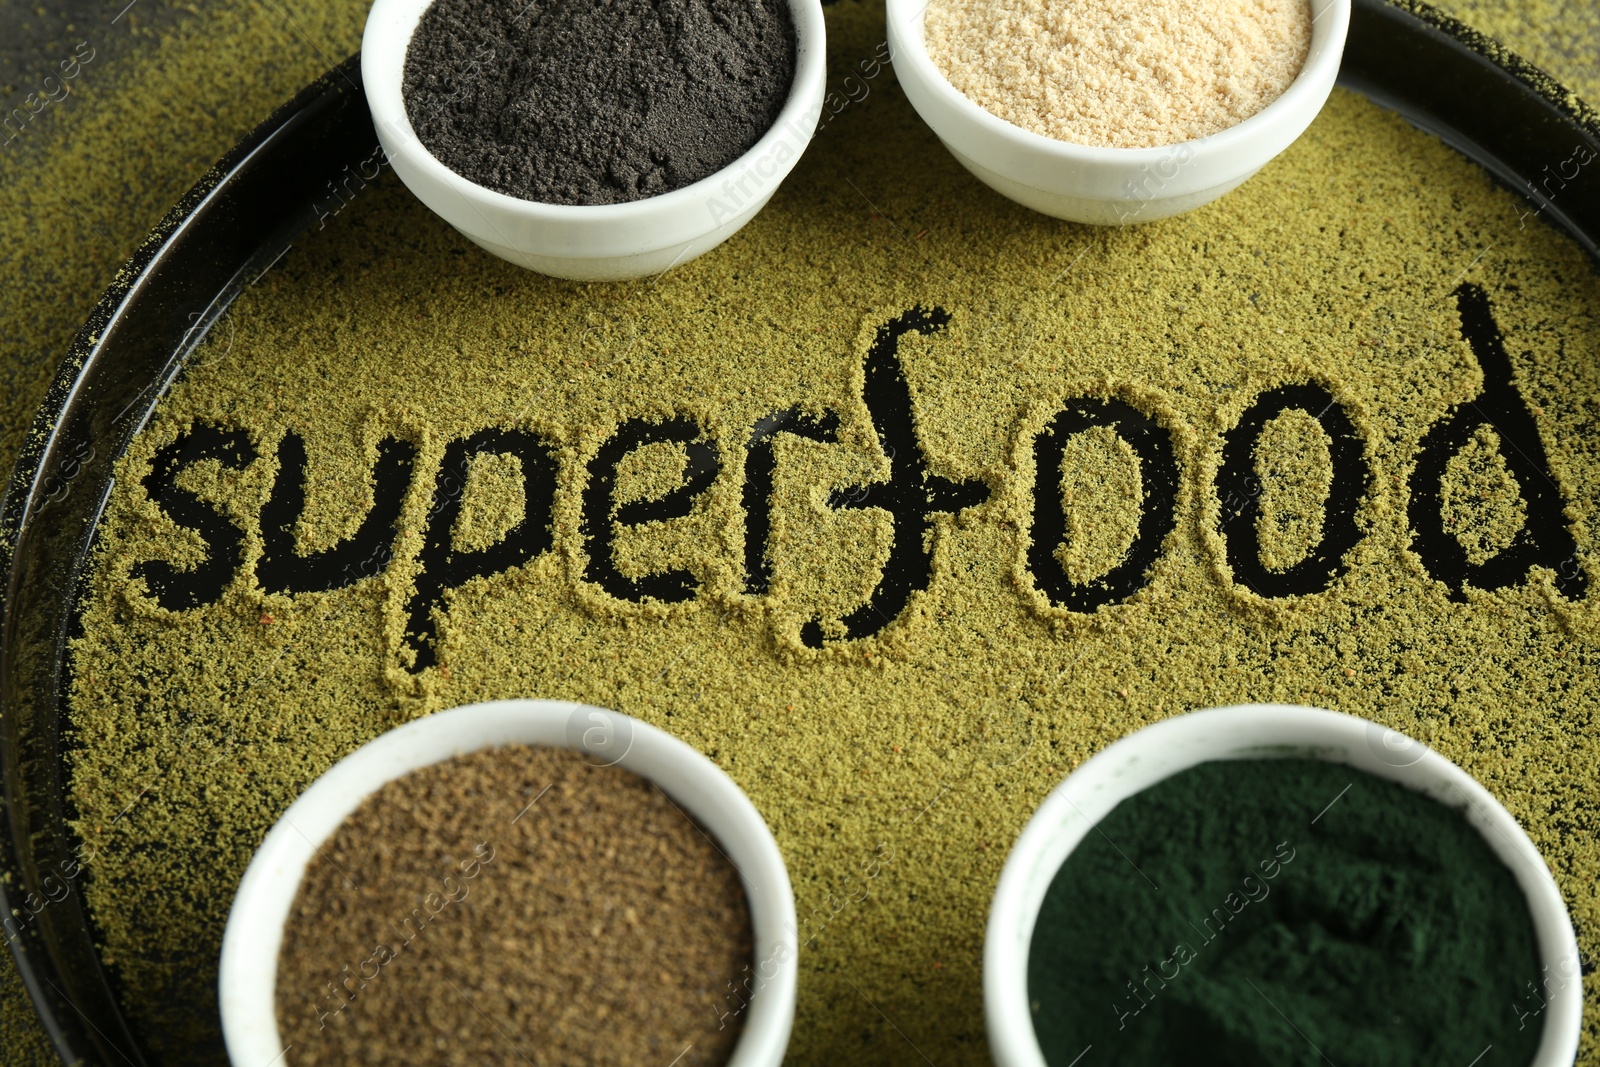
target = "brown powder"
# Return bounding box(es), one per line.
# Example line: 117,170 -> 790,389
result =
274,744 -> 752,1067
39,5 -> 1600,1067
924,0 -> 1313,148
4,0 -> 1598,1062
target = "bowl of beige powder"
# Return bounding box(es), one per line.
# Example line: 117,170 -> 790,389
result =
888,0 -> 1348,224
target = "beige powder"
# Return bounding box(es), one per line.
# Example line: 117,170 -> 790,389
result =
924,0 -> 1313,148
42,6 -> 1600,1065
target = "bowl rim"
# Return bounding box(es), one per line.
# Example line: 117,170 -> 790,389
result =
360,0 -> 827,223
885,0 -> 1352,165
218,699 -> 798,1067
983,703 -> 1583,1067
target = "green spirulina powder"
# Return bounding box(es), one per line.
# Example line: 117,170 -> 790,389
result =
1027,758 -> 1545,1066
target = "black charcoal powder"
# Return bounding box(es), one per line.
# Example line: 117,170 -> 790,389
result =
402,0 -> 798,206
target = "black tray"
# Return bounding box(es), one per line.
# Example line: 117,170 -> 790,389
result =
3,2 -> 1599,1063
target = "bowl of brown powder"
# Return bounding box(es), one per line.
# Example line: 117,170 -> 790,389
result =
360,0 -> 825,280
217,699 -> 798,1067
886,0 -> 1348,224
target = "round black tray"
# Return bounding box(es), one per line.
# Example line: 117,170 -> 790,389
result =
3,2 -> 1599,1063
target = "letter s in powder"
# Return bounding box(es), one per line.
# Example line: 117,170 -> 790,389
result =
132,425 -> 257,611
1157,955 -> 1180,980
358,956 -> 381,981
1274,840 -> 1297,864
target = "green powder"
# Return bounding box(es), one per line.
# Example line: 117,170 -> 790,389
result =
2,0 -> 1598,1062
62,71 -> 1600,1060
1028,759 -> 1544,1065
1057,425 -> 1143,583
1255,409 -> 1333,572
1443,425 -> 1529,565
5,2 -> 1599,1065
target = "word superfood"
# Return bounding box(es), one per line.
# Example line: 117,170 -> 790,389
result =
129,284 -> 1586,672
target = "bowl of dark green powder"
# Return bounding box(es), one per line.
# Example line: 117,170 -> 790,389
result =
360,0 -> 825,280
985,704 -> 1583,1067
218,699 -> 798,1066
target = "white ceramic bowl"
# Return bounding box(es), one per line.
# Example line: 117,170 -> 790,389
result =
985,704 -> 1581,1067
219,699 -> 798,1067
886,0 -> 1350,224
361,0 -> 825,280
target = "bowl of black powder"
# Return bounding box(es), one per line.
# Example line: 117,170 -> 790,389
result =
361,0 -> 823,280
984,704 -> 1583,1067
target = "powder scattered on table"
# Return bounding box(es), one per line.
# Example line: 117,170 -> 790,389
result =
1255,408 -> 1333,572
402,0 -> 797,205
275,744 -> 752,1067
1442,425 -> 1528,566
924,0 -> 1312,148
61,1 -> 1600,1063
